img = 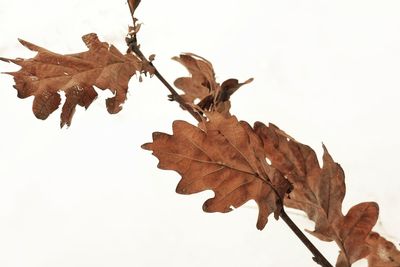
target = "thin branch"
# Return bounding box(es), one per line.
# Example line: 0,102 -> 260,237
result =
125,2 -> 202,123
130,43 -> 202,123
280,209 -> 333,267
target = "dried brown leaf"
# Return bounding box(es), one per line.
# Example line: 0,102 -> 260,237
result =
173,53 -> 252,115
254,121 -> 380,266
216,78 -> 254,102
254,122 -> 345,240
1,33 -> 151,127
173,53 -> 216,102
142,114 -> 291,230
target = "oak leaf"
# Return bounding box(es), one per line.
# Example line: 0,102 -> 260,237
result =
173,53 -> 253,115
254,122 -> 381,266
173,53 -> 217,103
142,114 -> 291,230
1,33 -> 152,127
254,122 -> 345,239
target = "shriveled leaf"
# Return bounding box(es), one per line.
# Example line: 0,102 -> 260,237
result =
173,53 -> 216,103
173,53 -> 252,115
216,78 -> 254,102
254,122 -> 345,240
1,33 -> 152,127
142,114 -> 291,230
336,202 -> 379,267
254,121 -> 380,266
367,232 -> 400,267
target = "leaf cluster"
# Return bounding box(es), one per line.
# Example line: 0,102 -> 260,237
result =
1,1 -> 399,267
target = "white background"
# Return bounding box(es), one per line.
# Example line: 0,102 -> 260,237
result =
0,0 -> 400,266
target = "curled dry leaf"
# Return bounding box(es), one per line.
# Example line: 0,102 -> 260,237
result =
173,53 -> 253,115
1,33 -> 152,127
254,122 -> 381,267
142,114 -> 291,230
173,53 -> 216,103
254,122 -> 345,239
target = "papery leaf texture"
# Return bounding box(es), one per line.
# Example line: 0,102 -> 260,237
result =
142,113 -> 292,230
143,113 -> 398,266
254,122 -> 346,239
367,232 -> 400,267
1,33 -> 153,127
254,122 -> 385,266
335,202 -> 379,267
173,53 -> 253,115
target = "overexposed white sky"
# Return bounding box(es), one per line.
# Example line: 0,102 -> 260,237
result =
0,1 -> 400,266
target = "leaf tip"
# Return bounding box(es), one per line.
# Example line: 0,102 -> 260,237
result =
175,185 -> 187,195
256,219 -> 267,231
321,142 -> 327,151
82,33 -> 101,49
141,142 -> 152,150
243,77 -> 254,84
17,38 -> 39,51
60,119 -> 71,129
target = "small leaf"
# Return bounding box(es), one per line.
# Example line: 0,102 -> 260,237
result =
173,53 -> 215,103
173,53 -> 252,115
217,78 -> 253,102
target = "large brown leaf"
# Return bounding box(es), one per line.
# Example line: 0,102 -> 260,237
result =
142,114 -> 291,230
1,33 -> 152,127
254,121 -> 380,266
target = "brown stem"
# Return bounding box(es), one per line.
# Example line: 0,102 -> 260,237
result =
280,209 -> 333,267
126,1 -> 202,123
